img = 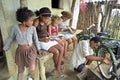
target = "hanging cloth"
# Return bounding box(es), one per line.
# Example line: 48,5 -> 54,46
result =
80,0 -> 87,14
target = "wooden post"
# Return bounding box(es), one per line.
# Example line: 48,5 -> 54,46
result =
103,4 -> 112,31
37,53 -> 53,80
71,0 -> 76,12
70,0 -> 80,29
34,59 -> 39,80
69,0 -> 76,27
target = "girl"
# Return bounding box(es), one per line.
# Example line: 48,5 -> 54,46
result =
3,7 -> 43,80
48,15 -> 68,59
34,7 -> 64,75
48,15 -> 60,36
58,11 -> 77,45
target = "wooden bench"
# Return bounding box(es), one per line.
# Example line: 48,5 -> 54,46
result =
34,53 -> 53,80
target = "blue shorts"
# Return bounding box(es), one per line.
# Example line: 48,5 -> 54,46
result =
74,63 -> 85,73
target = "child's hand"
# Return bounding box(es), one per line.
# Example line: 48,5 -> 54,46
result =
61,28 -> 65,32
38,50 -> 47,57
59,36 -> 64,39
49,38 -> 55,41
44,37 -> 50,42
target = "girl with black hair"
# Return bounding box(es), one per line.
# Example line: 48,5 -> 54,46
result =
33,7 -> 64,75
3,7 -> 44,80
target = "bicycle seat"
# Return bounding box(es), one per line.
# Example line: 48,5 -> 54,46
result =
97,32 -> 110,37
102,40 -> 120,48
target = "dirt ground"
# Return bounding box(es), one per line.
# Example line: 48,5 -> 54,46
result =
0,44 -> 79,80
45,44 -> 79,80
0,55 -> 10,80
45,43 -> 120,80
1,43 -> 120,80
45,44 -> 102,80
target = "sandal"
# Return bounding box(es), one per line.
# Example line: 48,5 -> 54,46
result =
27,73 -> 34,80
27,77 -> 33,80
56,74 -> 68,78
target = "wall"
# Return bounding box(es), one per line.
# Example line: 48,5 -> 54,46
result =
117,0 -> 120,4
27,0 -> 73,16
27,0 -> 72,16
0,0 -> 20,77
59,0 -> 73,11
27,0 -> 51,11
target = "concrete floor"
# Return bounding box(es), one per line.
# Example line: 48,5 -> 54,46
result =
45,44 -> 103,80
45,45 -> 79,80
0,43 -> 120,80
45,44 -> 120,80
0,55 -> 10,80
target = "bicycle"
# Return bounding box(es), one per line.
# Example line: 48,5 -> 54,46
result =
77,23 -> 120,80
96,36 -> 120,80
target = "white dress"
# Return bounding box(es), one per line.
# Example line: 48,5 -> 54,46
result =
39,40 -> 58,51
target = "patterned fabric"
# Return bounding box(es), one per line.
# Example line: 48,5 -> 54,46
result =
51,27 -> 57,35
36,24 -> 48,38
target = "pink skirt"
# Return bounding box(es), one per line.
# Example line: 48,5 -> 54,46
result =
15,45 -> 37,68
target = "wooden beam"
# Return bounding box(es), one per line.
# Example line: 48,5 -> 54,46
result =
70,0 -> 80,29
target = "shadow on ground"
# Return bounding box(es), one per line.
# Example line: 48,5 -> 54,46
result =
0,54 -> 10,80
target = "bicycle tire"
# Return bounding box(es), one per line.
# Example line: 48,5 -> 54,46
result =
96,46 -> 113,79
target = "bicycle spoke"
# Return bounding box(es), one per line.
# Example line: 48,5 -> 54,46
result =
97,47 -> 112,79
94,62 -> 102,70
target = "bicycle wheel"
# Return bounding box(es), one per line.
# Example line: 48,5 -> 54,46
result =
97,46 -> 113,79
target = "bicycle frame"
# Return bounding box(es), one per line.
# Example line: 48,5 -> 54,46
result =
104,46 -> 118,65
77,22 -> 120,79
98,43 -> 119,78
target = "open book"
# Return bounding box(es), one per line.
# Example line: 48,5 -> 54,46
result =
63,27 -> 74,34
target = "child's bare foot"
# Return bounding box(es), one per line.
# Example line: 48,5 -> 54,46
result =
53,68 -> 67,78
54,65 -> 63,74
55,69 -> 62,74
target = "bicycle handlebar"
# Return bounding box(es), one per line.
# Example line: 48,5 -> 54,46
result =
86,23 -> 96,30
